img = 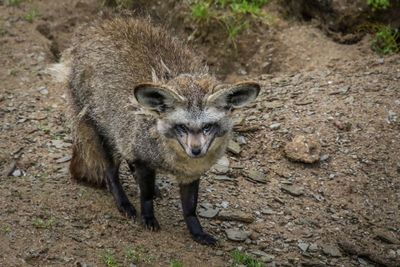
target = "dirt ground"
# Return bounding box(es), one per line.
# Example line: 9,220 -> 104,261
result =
1,1 -> 399,266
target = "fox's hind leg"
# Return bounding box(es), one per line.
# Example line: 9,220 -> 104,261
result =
128,160 -> 160,231
70,116 -> 136,220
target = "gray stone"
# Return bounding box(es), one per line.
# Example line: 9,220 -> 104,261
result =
212,156 -> 230,174
214,175 -> 234,181
227,140 -> 241,155
321,244 -> 342,257
236,136 -> 247,145
308,243 -> 319,252
12,169 -> 22,177
198,207 -> 220,219
244,170 -> 268,184
269,123 -> 281,130
39,87 -> 49,95
261,208 -> 275,215
298,242 -> 309,252
281,185 -> 304,197
375,229 -> 400,244
225,229 -> 249,242
56,155 -> 72,163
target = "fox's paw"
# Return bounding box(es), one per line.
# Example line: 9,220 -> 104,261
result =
117,202 -> 137,221
192,232 -> 217,246
141,215 -> 160,231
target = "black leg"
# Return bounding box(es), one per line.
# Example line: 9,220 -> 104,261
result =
130,160 -> 160,231
128,163 -> 161,199
105,164 -> 136,220
179,180 -> 217,245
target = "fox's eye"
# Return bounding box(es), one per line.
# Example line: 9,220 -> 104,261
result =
202,124 -> 213,134
175,124 -> 187,133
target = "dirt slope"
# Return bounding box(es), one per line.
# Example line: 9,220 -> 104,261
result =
1,1 -> 399,266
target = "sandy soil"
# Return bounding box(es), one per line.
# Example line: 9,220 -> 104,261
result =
1,1 -> 399,266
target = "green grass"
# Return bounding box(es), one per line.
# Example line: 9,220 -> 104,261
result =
189,0 -> 270,43
124,246 -> 153,264
101,251 -> 119,267
170,260 -> 184,267
367,0 -> 390,10
231,250 -> 264,267
5,0 -> 24,6
1,225 -> 12,234
24,9 -> 38,23
371,25 -> 400,54
32,217 -> 56,229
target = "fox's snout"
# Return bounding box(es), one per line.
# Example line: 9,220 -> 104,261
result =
184,133 -> 208,158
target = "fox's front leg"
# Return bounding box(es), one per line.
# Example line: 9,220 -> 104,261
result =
179,179 -> 217,245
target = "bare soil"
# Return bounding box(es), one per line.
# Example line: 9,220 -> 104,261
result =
1,1 -> 399,266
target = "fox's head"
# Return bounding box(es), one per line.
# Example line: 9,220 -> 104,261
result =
133,75 -> 260,158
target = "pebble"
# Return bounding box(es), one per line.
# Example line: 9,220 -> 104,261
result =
298,242 -> 309,252
198,207 -> 220,219
308,243 -> 319,252
212,156 -> 230,174
38,87 -> 49,95
236,136 -> 247,145
244,170 -> 268,184
214,175 -> 234,181
12,169 -> 22,177
227,140 -> 241,155
55,155 -> 72,163
261,207 -> 275,215
269,123 -> 281,130
321,244 -> 342,257
280,184 -> 304,197
284,135 -> 321,163
374,229 -> 400,244
225,229 -> 250,242
319,154 -> 330,161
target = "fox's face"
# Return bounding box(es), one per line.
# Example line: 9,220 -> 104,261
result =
133,75 -> 260,158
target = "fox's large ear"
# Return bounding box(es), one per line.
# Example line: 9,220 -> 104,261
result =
133,83 -> 184,112
207,81 -> 260,109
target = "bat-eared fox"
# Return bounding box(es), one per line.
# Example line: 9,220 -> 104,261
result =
52,17 -> 260,245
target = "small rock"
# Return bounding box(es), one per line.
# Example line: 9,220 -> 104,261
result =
284,135 -> 321,163
225,229 -> 250,242
281,185 -> 304,197
198,207 -> 220,219
12,169 -> 22,177
236,136 -> 247,145
308,243 -> 319,252
248,249 -> 273,261
215,250 -> 224,256
217,210 -> 254,223
388,111 -> 398,123
4,161 -> 17,176
264,101 -> 284,109
214,175 -> 234,181
269,123 -> 281,130
55,155 -> 72,163
38,87 -> 48,95
227,140 -> 241,155
212,156 -> 230,174
244,170 -> 268,184
321,244 -> 342,257
221,201 -> 229,209
374,229 -> 400,244
333,120 -> 352,131
261,207 -> 275,215
298,242 -> 309,252
320,154 -> 330,161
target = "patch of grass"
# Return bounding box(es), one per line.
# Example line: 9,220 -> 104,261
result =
371,25 -> 400,54
124,246 -> 153,264
367,0 -> 390,10
32,217 -> 56,229
189,0 -> 270,43
101,250 -> 119,267
24,9 -> 38,23
231,250 -> 264,267
170,260 -> 184,267
1,225 -> 12,234
5,0 -> 24,6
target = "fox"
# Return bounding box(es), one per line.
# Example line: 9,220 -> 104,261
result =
53,17 -> 260,245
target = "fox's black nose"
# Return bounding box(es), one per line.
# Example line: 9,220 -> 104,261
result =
191,148 -> 201,156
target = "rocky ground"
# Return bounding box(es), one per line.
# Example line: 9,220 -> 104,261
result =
1,0 -> 399,266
